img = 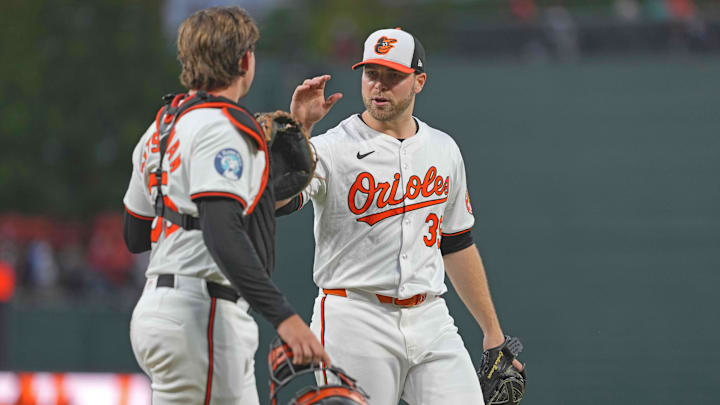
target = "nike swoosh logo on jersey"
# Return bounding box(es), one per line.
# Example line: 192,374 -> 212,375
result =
356,151 -> 375,159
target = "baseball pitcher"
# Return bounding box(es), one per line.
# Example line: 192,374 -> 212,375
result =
278,28 -> 525,404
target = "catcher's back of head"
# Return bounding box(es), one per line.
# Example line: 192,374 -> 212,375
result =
177,6 -> 258,92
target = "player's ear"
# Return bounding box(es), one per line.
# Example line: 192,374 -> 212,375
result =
239,50 -> 254,75
413,72 -> 427,94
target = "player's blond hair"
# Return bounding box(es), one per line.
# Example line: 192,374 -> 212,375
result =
177,7 -> 259,91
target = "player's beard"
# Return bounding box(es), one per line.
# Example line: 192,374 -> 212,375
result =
363,84 -> 415,122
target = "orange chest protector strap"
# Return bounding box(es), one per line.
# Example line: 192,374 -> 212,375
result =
151,91 -> 262,231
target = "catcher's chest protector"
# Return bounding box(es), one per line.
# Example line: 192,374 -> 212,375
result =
153,92 -> 277,273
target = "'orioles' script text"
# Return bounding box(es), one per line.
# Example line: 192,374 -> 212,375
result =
348,167 -> 450,226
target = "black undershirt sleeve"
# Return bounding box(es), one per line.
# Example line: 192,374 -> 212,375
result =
123,211 -> 152,253
198,197 -> 296,328
440,230 -> 474,256
275,194 -> 302,217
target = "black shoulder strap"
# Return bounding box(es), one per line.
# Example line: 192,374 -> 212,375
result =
151,92 -> 265,231
213,101 -> 266,149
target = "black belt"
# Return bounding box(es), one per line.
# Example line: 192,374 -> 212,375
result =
157,274 -> 242,303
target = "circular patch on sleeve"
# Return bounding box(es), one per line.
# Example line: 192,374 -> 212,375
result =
214,148 -> 243,180
466,190 -> 473,214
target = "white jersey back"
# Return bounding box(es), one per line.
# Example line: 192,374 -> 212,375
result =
301,115 -> 474,298
123,107 -> 267,285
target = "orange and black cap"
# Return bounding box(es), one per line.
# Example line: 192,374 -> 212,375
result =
352,28 -> 426,74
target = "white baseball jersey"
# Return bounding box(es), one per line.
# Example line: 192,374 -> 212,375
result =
123,107 -> 268,285
300,114 -> 474,298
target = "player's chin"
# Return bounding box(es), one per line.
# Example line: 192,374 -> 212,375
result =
367,106 -> 395,121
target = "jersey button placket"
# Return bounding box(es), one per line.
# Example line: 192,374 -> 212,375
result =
397,142 -> 411,297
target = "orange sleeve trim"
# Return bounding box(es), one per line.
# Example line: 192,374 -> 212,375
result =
169,102 -> 269,215
221,108 -> 269,215
125,207 -> 154,221
221,107 -> 265,149
441,227 -> 472,237
297,193 -> 304,211
191,192 -> 248,209
231,105 -> 266,138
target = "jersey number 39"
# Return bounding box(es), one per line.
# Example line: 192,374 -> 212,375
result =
424,213 -> 443,248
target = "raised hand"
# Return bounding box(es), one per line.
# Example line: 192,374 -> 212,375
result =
290,74 -> 342,134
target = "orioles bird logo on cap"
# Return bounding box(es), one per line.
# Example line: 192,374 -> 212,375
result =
374,36 -> 397,55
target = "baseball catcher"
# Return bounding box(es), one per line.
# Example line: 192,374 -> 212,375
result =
255,111 -> 316,200
477,336 -> 527,405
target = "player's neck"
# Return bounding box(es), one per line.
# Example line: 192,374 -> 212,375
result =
361,111 -> 417,140
189,78 -> 249,103
213,81 -> 247,103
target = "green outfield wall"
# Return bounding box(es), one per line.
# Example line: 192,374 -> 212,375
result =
5,56 -> 719,404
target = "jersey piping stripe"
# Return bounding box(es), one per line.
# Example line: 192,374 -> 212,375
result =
320,295 -> 328,384
356,197 -> 447,226
441,227 -> 472,237
125,206 -> 154,221
296,193 -> 304,211
191,192 -> 248,209
222,107 -> 269,215
204,297 -> 217,405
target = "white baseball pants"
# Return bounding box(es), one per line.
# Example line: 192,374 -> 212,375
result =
310,290 -> 484,405
130,275 -> 259,405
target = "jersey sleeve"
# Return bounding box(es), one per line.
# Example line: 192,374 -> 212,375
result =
298,135 -> 331,209
188,118 -> 267,214
123,133 -> 155,220
441,148 -> 475,236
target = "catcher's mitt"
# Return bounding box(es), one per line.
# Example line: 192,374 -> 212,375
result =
477,336 -> 526,405
255,111 -> 316,200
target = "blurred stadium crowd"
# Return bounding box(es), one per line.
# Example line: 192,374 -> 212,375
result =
0,214 -> 146,305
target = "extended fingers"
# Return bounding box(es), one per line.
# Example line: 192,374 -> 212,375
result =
293,84 -> 310,97
323,92 -> 343,108
306,74 -> 331,89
